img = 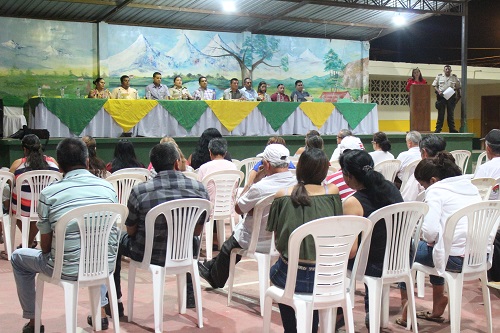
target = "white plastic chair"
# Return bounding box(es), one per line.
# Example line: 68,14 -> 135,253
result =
106,173 -> 146,206
239,157 -> 261,186
471,177 -> 496,201
352,202 -> 429,333
474,151 -> 489,176
232,159 -> 242,171
127,198 -> 211,333
182,171 -> 198,180
399,159 -> 421,193
34,203 -> 128,333
12,170 -> 62,249
412,200 -> 500,333
202,170 -> 244,260
112,167 -> 150,181
450,150 -> 471,175
374,159 -> 401,183
262,216 -> 373,333
3,106 -> 27,137
227,194 -> 277,316
0,170 -> 14,259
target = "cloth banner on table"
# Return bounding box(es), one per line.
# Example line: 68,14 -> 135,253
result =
104,99 -> 157,132
257,102 -> 299,131
158,100 -> 208,132
206,100 -> 260,132
334,103 -> 377,130
299,102 -> 335,129
29,97 -> 107,135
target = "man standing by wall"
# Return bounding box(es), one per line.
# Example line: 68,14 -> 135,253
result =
432,65 -> 461,133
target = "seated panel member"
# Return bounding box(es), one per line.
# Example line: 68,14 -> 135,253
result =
270,84 -> 290,102
111,75 -> 138,100
145,72 -> 170,100
193,76 -> 216,100
290,80 -> 310,102
169,76 -> 193,100
239,77 -> 258,101
223,78 -> 244,100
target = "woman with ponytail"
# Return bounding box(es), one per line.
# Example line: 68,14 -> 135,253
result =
369,131 -> 394,165
9,134 -> 59,248
82,135 -> 107,178
266,148 -> 342,333
340,149 -> 403,327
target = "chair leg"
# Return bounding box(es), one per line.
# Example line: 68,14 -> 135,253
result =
295,302 -> 313,333
226,250 -> 238,306
127,265 -> 137,322
88,285 -> 101,331
205,219 -> 214,260
364,278 -> 382,333
62,283 -> 79,333
416,271 -> 425,298
446,274 -> 464,333
405,275 -> 419,333
34,278 -> 45,333
151,266 -> 166,333
191,264 -> 204,328
107,278 -> 121,333
176,273 -> 187,314
318,308 -> 333,333
381,284 -> 390,328
344,301 -> 356,333
480,273 -> 493,333
262,295 -> 273,333
216,219 -> 226,251
4,214 -> 15,260
255,254 -> 271,317
21,216 -> 29,248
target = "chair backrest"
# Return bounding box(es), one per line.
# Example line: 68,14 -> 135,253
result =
51,203 -> 128,283
140,198 -> 211,269
106,173 -> 146,205
239,157 -> 261,186
473,151 -> 489,176
112,168 -> 150,181
202,170 -> 244,219
245,194 -> 275,254
471,177 -> 496,201
182,171 -> 198,181
415,190 -> 426,202
374,159 -> 402,183
282,216 -> 373,308
450,150 -> 472,174
0,170 -> 14,220
14,170 -> 63,219
355,202 -> 429,281
442,200 -> 500,275
399,159 -> 421,193
232,159 -> 242,171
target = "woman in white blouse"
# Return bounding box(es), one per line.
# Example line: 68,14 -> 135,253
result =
369,131 -> 394,165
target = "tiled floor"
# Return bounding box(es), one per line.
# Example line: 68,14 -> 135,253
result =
1,240 -> 500,332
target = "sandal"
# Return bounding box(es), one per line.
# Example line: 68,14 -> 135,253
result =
0,250 -> 8,260
395,317 -> 407,328
416,310 -> 445,323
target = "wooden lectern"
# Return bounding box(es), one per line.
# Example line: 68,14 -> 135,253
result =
410,84 -> 430,131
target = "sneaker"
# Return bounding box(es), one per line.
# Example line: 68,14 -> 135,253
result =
22,322 -> 44,333
434,130 -> 441,133
104,302 -> 124,318
197,260 -> 219,289
450,129 -> 459,133
87,315 -> 109,330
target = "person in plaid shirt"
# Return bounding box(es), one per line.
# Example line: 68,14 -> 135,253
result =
192,76 -> 216,100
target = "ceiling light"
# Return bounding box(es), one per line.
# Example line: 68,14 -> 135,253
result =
222,1 -> 236,12
392,13 -> 407,27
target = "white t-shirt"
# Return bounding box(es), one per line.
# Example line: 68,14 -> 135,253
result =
473,156 -> 500,200
233,171 -> 297,252
396,146 -> 421,179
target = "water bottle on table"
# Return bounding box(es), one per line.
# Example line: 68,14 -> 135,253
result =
37,87 -> 42,97
60,87 -> 65,98
76,88 -> 80,99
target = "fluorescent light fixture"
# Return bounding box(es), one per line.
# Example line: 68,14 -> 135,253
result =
392,13 -> 407,27
222,1 -> 236,12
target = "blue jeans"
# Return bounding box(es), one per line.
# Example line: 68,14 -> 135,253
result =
11,248 -> 108,319
414,240 -> 463,285
270,257 -> 318,333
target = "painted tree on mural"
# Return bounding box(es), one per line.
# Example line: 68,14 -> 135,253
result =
207,34 -> 287,79
323,48 -> 345,91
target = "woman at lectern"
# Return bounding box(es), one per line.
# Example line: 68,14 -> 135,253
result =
405,68 -> 427,92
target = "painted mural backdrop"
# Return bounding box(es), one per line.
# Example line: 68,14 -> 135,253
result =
0,17 -> 369,105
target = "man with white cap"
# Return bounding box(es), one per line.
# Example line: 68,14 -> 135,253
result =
198,144 -> 297,288
325,136 -> 364,200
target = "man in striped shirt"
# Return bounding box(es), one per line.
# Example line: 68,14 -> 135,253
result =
11,138 -> 118,333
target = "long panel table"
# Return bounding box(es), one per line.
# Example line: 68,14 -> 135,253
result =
29,98 -> 378,138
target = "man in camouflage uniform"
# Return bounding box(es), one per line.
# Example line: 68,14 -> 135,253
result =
432,65 -> 461,133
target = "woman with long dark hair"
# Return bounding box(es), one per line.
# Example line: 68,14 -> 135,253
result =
266,148 -> 342,332
82,135 -> 107,178
340,149 -> 403,328
9,134 -> 59,248
188,128 -> 231,170
106,139 -> 145,173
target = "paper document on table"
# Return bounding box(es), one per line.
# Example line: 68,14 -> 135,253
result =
443,87 -> 455,100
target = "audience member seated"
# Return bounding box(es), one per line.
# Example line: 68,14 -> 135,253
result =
265,148 -> 341,333
369,131 -> 394,165
395,131 -> 422,185
148,136 -> 189,178
188,128 -> 232,170
10,134 -> 59,250
106,139 -> 145,173
340,149 -> 403,329
198,144 -> 297,289
330,129 -> 352,162
82,135 -> 107,178
293,129 -> 320,157
398,152 -> 481,326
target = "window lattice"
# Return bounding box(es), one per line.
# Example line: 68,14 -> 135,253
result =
369,79 -> 408,106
